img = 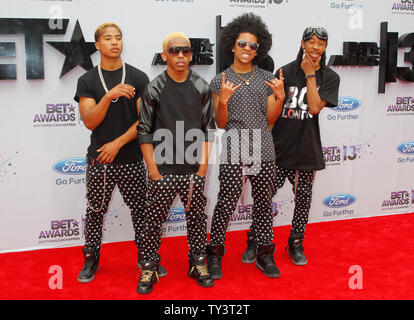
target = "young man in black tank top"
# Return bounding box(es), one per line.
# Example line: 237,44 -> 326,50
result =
74,23 -> 167,283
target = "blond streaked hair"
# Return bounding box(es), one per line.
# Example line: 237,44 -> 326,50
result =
162,32 -> 191,52
94,22 -> 122,42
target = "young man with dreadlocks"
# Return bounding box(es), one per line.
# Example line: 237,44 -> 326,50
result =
271,27 -> 340,266
207,13 -> 284,279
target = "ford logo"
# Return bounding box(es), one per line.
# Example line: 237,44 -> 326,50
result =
397,141 -> 414,155
333,97 -> 361,112
166,207 -> 186,223
323,193 -> 356,208
53,157 -> 87,175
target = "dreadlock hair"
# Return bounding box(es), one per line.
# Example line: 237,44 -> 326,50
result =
221,12 -> 272,65
294,46 -> 327,86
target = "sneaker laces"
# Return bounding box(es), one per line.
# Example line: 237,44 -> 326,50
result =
139,269 -> 159,283
191,264 -> 210,277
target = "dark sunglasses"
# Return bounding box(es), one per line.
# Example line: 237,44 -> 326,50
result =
302,27 -> 328,41
167,46 -> 192,56
236,40 -> 259,51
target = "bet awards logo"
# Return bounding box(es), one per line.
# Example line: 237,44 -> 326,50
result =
392,0 -> 414,13
387,96 -> 414,115
328,22 -> 414,93
381,190 -> 410,210
33,103 -> 79,128
323,137 -> 374,166
38,219 -> 81,244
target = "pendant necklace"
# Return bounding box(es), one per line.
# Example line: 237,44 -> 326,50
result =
98,62 -> 126,102
233,66 -> 255,86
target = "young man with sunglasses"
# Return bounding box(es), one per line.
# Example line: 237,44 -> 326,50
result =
272,27 -> 340,266
136,32 -> 216,294
207,13 -> 285,279
74,23 -> 161,283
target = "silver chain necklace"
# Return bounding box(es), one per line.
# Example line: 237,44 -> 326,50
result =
98,62 -> 126,103
232,65 -> 255,86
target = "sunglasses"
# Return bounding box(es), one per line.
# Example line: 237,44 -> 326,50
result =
167,46 -> 192,56
302,27 -> 328,41
236,40 -> 259,51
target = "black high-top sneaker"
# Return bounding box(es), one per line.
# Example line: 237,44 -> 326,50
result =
206,244 -> 225,280
188,254 -> 214,288
137,252 -> 167,277
256,243 -> 281,278
137,261 -> 159,295
241,230 -> 256,264
287,233 -> 308,266
77,247 -> 100,283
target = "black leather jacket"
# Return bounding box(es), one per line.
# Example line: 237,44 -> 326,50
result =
137,70 -> 216,174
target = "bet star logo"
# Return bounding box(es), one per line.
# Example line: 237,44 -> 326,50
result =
0,18 -> 97,80
47,20 -> 97,78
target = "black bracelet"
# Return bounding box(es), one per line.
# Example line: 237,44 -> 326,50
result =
306,74 -> 316,79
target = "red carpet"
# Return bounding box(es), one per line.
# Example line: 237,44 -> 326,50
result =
1,213 -> 414,300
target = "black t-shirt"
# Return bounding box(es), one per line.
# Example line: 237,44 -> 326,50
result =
74,63 -> 149,163
272,60 -> 340,171
137,70 -> 216,175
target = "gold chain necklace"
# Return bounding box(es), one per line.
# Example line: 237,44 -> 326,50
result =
233,66 -> 255,86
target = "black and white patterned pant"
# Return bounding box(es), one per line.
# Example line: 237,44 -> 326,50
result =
84,160 -> 147,251
209,161 -> 276,246
138,174 -> 208,263
273,165 -> 316,236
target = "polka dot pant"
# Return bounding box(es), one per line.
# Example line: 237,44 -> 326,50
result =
84,161 -> 147,251
273,165 -> 316,236
138,174 -> 208,263
209,161 -> 276,246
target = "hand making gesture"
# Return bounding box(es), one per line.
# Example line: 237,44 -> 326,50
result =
301,53 -> 321,76
265,69 -> 285,101
219,72 -> 242,105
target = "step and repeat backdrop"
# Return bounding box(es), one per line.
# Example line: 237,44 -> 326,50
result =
0,0 -> 413,253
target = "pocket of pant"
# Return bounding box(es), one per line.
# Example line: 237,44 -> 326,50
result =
149,175 -> 167,187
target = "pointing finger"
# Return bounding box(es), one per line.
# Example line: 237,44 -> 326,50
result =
221,72 -> 226,85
